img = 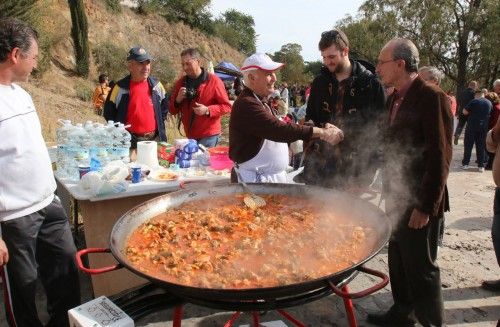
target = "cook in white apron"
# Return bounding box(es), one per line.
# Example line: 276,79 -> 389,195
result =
237,93 -> 290,183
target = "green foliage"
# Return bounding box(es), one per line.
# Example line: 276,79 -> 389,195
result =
213,9 -> 256,55
105,0 -> 122,13
0,0 -> 51,74
92,42 -> 128,81
0,0 -> 36,20
336,14 -> 394,65
75,80 -> 93,102
304,60 -> 323,78
272,43 -> 308,84
142,0 -> 214,34
68,0 -> 90,77
136,0 -> 160,15
153,56 -> 176,85
347,0 -> 500,93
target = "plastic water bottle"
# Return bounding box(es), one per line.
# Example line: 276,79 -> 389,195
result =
104,121 -> 117,160
55,120 -> 73,178
89,123 -> 110,172
116,123 -> 131,163
66,123 -> 90,181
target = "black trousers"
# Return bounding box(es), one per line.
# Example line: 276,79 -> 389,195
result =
388,208 -> 444,327
1,197 -> 80,327
462,127 -> 487,167
454,113 -> 468,137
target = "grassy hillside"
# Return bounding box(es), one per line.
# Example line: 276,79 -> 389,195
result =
29,0 -> 244,142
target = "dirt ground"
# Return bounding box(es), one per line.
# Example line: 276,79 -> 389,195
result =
1,138 -> 499,326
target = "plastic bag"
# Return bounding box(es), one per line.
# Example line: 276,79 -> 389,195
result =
79,171 -> 104,197
79,161 -> 129,197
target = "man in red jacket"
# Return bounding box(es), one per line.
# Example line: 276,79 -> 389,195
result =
169,48 -> 232,147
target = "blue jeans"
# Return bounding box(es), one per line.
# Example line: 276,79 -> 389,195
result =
493,188 -> 500,266
197,135 -> 219,148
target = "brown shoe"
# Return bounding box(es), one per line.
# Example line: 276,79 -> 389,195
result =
454,135 -> 459,145
481,279 -> 500,292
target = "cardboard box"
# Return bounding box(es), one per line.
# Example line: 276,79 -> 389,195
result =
68,296 -> 134,327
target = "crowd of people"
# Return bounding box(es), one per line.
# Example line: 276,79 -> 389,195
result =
1,16 -> 499,327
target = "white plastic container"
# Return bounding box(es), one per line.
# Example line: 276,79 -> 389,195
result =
68,296 -> 134,327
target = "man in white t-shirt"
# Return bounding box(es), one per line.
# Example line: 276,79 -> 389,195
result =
0,18 -> 80,327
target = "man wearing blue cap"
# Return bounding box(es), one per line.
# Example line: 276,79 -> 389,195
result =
104,46 -> 168,158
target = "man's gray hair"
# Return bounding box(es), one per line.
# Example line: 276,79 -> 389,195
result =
391,38 -> 419,73
493,79 -> 500,87
242,70 -> 253,86
419,66 -> 443,84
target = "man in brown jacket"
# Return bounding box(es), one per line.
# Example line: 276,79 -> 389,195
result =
368,39 -> 453,326
483,119 -> 500,291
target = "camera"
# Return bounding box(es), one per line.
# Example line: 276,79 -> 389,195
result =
185,88 -> 197,100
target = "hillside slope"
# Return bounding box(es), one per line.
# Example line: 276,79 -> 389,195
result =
30,0 -> 245,142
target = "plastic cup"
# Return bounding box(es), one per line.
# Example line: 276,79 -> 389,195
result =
131,167 -> 141,183
78,166 -> 90,179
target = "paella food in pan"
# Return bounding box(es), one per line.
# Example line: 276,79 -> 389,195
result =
125,194 -> 378,289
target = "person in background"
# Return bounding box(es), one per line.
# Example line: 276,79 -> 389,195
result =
461,89 -> 492,172
303,28 -> 386,189
485,92 -> 500,170
169,48 -> 231,148
483,113 -> 500,292
493,79 -> 500,97
280,82 -> 289,108
418,66 -> 444,89
369,38 -> 452,327
103,46 -> 168,159
229,53 -> 343,183
0,17 -> 80,327
455,80 -> 479,145
233,76 -> 243,96
447,90 -> 457,119
91,73 -> 110,116
304,83 -> 311,103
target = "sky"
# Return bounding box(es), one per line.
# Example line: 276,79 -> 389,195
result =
209,0 -> 366,62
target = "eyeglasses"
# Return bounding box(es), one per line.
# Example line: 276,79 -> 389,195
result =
376,59 -> 398,66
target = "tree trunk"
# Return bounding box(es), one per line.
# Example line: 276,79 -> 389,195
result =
68,0 -> 89,77
455,33 -> 469,96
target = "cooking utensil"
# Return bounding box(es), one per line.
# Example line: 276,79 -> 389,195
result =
77,183 -> 391,303
233,164 -> 266,209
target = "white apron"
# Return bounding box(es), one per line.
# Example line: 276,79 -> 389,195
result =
238,92 -> 290,183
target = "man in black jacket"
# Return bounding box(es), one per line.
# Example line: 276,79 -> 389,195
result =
302,29 -> 386,189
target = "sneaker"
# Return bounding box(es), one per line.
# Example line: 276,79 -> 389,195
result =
461,165 -> 469,170
478,167 -> 485,173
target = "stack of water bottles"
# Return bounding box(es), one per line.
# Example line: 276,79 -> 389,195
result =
174,139 -> 200,168
55,120 -> 132,181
